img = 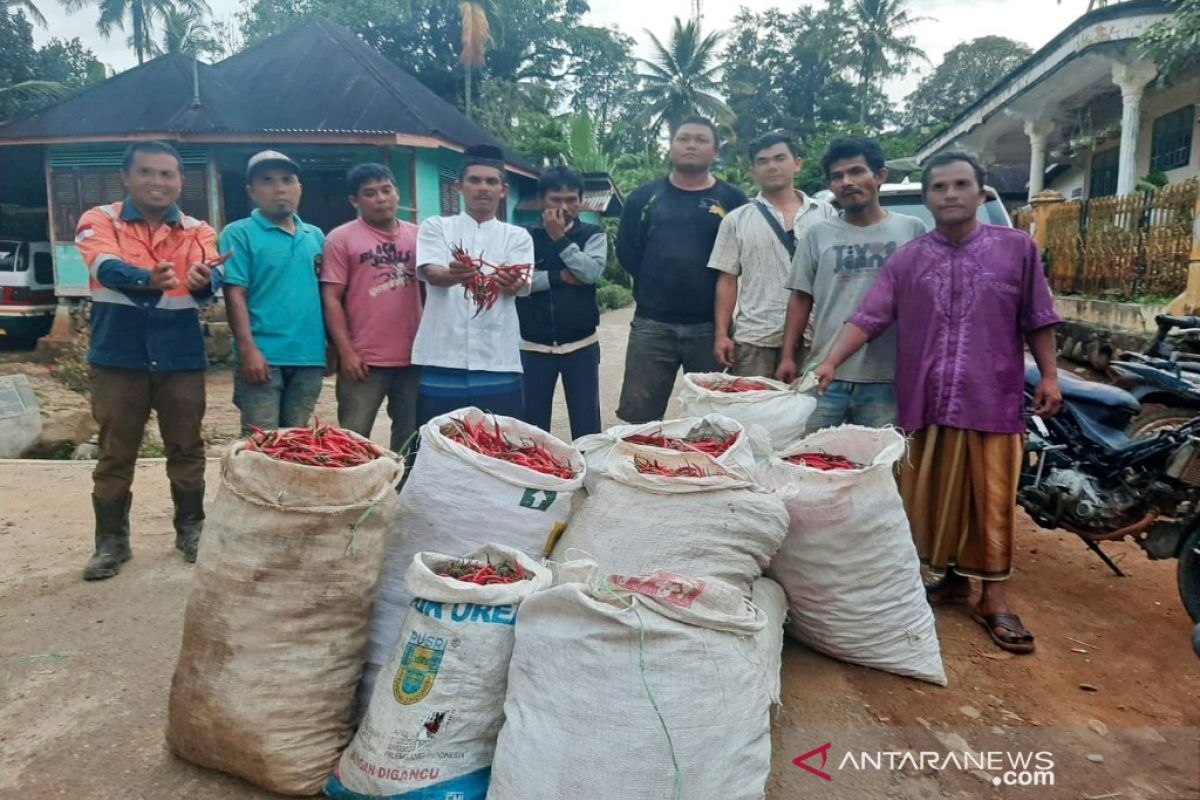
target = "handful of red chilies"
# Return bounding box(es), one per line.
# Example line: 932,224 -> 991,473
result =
437,558 -> 528,585
441,415 -> 576,479
244,419 -> 384,468
450,244 -> 531,317
784,452 -> 863,471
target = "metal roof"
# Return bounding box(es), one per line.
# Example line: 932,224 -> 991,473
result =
0,18 -> 536,173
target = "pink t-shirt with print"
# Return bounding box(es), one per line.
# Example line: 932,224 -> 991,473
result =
321,218 -> 423,367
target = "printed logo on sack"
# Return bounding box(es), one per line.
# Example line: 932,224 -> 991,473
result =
520,488 -> 557,511
393,632 -> 446,705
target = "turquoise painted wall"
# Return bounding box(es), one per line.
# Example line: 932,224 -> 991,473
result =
412,146 -> 535,224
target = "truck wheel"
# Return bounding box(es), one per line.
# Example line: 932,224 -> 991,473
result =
1129,407 -> 1197,439
1178,525 -> 1200,624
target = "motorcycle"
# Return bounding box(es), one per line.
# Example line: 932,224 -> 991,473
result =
1110,314 -> 1200,437
1019,359 -> 1200,635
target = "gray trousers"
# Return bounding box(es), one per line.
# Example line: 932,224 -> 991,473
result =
617,316 -> 718,423
335,365 -> 421,454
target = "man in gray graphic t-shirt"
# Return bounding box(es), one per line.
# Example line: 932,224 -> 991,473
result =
776,137 -> 925,432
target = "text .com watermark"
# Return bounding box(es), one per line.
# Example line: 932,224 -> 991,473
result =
794,742 -> 1055,786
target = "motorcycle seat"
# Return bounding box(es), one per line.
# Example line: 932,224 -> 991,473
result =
1025,359 -> 1140,413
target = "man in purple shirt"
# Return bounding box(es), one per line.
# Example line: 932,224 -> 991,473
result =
812,152 -> 1063,654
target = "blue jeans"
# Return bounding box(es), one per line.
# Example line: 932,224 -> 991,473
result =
805,380 -> 897,433
415,368 -> 524,428
520,343 -> 602,439
233,366 -> 325,433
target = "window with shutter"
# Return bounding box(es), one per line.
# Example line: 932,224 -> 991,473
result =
438,173 -> 458,216
49,167 -> 210,241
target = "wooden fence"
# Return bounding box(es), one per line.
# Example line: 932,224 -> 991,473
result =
1014,177 -> 1198,299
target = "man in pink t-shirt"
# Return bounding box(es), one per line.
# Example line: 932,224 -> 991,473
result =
321,163 -> 423,453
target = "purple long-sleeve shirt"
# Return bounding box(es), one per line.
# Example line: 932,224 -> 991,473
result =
847,223 -> 1061,434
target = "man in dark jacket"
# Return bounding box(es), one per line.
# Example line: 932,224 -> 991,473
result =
516,167 -> 607,438
615,116 -> 748,423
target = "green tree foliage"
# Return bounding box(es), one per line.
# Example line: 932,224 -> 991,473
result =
851,0 -> 927,125
0,8 -> 104,120
60,0 -> 211,65
722,1 -> 865,147
903,36 -> 1031,127
637,17 -> 732,135
154,6 -> 223,59
1140,0 -> 1200,78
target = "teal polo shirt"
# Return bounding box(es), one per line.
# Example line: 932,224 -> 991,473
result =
219,209 -> 326,367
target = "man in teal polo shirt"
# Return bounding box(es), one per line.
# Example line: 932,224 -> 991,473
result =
220,150 -> 327,433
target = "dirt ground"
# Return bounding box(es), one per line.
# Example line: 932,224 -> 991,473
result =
2,307 -> 1199,799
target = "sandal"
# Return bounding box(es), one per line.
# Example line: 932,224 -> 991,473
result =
971,609 -> 1036,654
924,576 -> 970,607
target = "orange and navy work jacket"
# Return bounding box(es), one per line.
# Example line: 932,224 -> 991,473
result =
75,199 -> 217,372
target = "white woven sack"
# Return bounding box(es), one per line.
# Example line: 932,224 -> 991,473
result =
487,570 -> 772,800
751,577 -> 788,705
764,425 -> 947,686
573,414 -> 761,492
328,545 -> 551,800
362,408 -> 584,708
679,372 -> 818,450
551,448 -> 787,595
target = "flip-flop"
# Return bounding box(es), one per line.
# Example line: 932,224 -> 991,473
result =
924,577 -> 970,607
971,609 -> 1036,654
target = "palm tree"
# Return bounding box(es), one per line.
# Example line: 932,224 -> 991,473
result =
638,17 -> 733,135
852,0 -> 928,126
154,6 -> 220,58
397,0 -> 497,118
458,1 -> 492,120
60,0 -> 209,65
4,0 -> 47,26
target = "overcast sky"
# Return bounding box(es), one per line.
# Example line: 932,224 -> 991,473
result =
28,0 -> 1087,102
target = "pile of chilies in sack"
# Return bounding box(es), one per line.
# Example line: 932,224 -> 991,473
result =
784,452 -> 863,471
451,244 -> 532,317
622,429 -> 739,458
632,455 -> 713,478
696,376 -> 774,393
441,416 -> 577,479
244,420 -> 383,467
437,557 -> 529,586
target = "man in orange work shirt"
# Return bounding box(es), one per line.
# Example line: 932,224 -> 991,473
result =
74,141 -> 218,581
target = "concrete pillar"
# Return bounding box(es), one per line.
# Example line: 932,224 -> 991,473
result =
1111,61 -> 1158,196
1024,119 -> 1056,200
1029,190 -> 1066,250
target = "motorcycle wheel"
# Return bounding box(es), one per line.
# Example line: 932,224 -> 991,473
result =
1128,406 -> 1197,439
1178,525 -> 1200,624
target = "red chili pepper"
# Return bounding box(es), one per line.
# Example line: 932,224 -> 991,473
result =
243,418 -> 384,468
624,430 -> 739,457
700,377 -> 774,393
440,416 -> 576,479
437,558 -> 528,585
784,452 -> 863,471
632,455 -> 712,478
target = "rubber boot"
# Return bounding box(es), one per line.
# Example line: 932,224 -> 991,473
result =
83,493 -> 132,581
172,484 -> 205,563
